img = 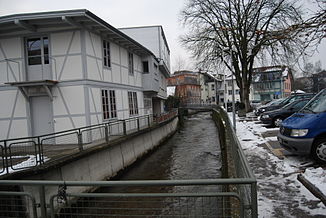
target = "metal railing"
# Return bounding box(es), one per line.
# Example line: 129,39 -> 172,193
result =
212,106 -> 257,218
0,107 -> 258,217
153,108 -> 178,123
0,111 -> 176,176
0,179 -> 250,218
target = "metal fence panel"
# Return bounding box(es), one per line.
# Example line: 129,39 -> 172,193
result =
50,192 -> 242,218
41,132 -> 79,162
0,191 -> 37,218
0,144 -> 4,174
8,141 -> 39,170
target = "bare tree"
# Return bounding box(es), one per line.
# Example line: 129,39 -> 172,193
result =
301,0 -> 325,45
173,55 -> 188,72
180,0 -> 306,111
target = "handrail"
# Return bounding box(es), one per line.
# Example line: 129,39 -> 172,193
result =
0,110 -> 178,176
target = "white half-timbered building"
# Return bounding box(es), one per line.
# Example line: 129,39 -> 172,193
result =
0,9 -> 170,140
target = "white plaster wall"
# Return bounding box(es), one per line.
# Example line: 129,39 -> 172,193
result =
52,86 -> 85,116
8,120 -> 28,138
120,27 -> 160,56
51,31 -> 81,55
0,120 -> 10,139
50,31 -> 83,80
85,32 -> 103,81
0,37 -> 24,84
55,56 -> 83,80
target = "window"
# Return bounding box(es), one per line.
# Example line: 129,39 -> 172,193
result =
26,36 -> 49,65
211,84 -> 215,91
128,91 -> 138,115
228,90 -> 233,95
128,52 -> 134,75
227,81 -> 232,87
101,89 -> 117,120
103,40 -> 111,68
142,61 -> 149,73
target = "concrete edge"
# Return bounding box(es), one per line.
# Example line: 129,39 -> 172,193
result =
297,174 -> 326,206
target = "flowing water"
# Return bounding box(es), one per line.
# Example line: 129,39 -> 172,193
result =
59,112 -> 222,217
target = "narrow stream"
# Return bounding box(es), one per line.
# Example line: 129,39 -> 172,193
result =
60,112 -> 222,217
115,112 -> 221,181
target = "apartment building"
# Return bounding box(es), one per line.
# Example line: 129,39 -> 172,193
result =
0,10 -> 170,139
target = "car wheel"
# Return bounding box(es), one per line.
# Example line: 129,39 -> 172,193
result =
311,138 -> 326,163
273,117 -> 283,127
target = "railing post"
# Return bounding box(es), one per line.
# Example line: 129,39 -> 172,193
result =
37,137 -> 44,165
39,185 -> 48,218
105,124 -> 109,143
137,117 -> 140,131
147,115 -> 150,127
4,140 -> 9,175
77,130 -> 83,151
123,120 -> 127,135
251,182 -> 258,218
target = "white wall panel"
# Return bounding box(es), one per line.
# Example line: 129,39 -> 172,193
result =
0,37 -> 22,59
8,120 -> 28,138
112,65 -> 121,84
0,38 -> 23,83
87,57 -> 102,81
121,68 -> 128,85
103,68 -> 112,82
0,90 -> 18,118
0,120 -> 9,139
86,32 -> 102,58
90,114 -> 102,126
59,56 -> 83,80
89,88 -> 101,114
54,117 -> 76,132
14,93 -> 27,117
72,116 -> 86,128
53,86 -> 85,116
111,42 -> 120,64
50,31 -> 81,55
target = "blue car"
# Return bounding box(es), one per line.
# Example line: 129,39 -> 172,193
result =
277,89 -> 326,163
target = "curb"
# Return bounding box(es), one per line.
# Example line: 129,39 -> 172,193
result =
297,174 -> 326,206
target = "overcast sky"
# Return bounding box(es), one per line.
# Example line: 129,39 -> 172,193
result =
0,0 -> 325,73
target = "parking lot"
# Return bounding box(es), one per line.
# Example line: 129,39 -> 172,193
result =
235,113 -> 326,217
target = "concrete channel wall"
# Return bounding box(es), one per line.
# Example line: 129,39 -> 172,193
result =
3,117 -> 179,217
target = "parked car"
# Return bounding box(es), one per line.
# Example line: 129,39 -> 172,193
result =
254,98 -> 284,116
255,93 -> 315,116
260,99 -> 311,127
277,89 -> 326,163
250,100 -> 261,110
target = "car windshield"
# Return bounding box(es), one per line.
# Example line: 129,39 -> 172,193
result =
267,98 -> 284,106
300,90 -> 326,113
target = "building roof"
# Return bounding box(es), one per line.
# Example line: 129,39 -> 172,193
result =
0,9 -> 154,57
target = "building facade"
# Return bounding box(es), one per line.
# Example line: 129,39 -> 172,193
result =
251,66 -> 293,101
199,72 -> 223,104
167,71 -> 201,105
0,10 -> 169,140
119,26 -> 170,115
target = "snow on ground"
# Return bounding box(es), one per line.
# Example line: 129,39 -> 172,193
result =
0,154 -> 49,176
303,168 -> 326,195
230,113 -> 326,217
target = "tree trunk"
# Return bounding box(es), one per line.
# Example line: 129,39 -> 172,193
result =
241,84 -> 251,112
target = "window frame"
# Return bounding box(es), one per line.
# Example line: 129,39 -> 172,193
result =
128,52 -> 134,75
101,89 -> 117,121
128,91 -> 139,116
102,40 -> 111,68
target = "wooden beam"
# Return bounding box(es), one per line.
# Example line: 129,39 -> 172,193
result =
14,19 -> 36,32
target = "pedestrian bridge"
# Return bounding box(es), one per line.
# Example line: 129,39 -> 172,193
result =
0,107 -> 257,218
